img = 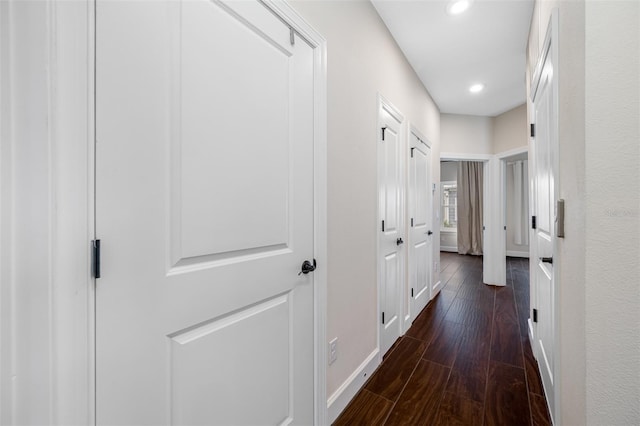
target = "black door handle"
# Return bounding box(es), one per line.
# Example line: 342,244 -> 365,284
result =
540,257 -> 553,264
298,259 -> 316,275
427,230 -> 433,235
396,238 -> 404,245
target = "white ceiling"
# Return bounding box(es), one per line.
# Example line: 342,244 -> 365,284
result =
371,0 -> 534,117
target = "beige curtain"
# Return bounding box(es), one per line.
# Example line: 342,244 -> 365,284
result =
457,161 -> 483,255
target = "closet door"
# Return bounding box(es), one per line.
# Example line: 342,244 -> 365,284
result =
378,99 -> 405,355
96,1 -> 316,423
409,131 -> 432,321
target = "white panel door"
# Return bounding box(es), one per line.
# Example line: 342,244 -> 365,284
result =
96,1 -> 315,424
408,132 -> 432,322
378,101 -> 404,356
532,35 -> 556,418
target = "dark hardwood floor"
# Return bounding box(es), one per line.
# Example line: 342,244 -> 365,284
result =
334,253 -> 552,426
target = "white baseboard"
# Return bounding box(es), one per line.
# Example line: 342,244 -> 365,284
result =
432,280 -> 442,297
327,348 -> 381,423
506,250 -> 529,258
440,246 -> 457,253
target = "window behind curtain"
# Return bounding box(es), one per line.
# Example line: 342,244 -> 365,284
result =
441,181 -> 457,231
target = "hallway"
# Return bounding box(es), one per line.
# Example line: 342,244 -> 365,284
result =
334,253 -> 551,425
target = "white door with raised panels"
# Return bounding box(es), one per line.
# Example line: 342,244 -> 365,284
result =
531,18 -> 557,420
96,1 -> 316,424
408,130 -> 432,322
378,99 -> 405,356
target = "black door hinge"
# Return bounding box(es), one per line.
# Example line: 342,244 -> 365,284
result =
411,288 -> 414,298
410,147 -> 414,158
382,312 -> 385,324
532,215 -> 537,230
533,308 -> 538,323
381,127 -> 387,141
92,239 -> 101,279
411,218 -> 414,227
530,123 -> 535,137
382,220 -> 385,232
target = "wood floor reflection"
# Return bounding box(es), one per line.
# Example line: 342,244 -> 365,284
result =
334,253 -> 551,426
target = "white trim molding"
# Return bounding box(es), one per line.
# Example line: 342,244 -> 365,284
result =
1,1 -> 95,423
507,250 -> 530,258
440,246 -> 458,253
496,146 -> 528,159
431,279 -> 443,297
327,349 -> 380,424
440,152 -> 492,161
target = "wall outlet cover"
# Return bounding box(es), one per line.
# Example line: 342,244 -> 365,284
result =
328,338 -> 338,365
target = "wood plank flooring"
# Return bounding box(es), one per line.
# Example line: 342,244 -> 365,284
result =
334,253 -> 552,426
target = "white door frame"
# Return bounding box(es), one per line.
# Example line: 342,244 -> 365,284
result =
0,1 -> 328,424
529,9 -> 560,425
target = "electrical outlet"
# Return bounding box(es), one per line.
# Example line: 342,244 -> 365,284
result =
328,338 -> 338,365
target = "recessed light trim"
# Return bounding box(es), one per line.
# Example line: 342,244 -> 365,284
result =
446,0 -> 473,16
469,83 -> 484,93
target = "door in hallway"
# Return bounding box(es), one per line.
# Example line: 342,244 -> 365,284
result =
408,130 -> 432,323
378,99 -> 405,355
96,1 -> 316,424
531,20 -> 557,419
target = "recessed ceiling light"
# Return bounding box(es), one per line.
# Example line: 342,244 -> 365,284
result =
446,0 -> 473,16
469,83 -> 484,93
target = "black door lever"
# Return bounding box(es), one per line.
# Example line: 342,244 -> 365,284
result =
397,238 -> 404,245
540,257 -> 553,264
299,259 -> 317,275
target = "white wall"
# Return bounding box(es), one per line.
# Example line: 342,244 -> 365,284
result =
441,113 -> 493,155
493,104 -> 527,154
290,0 -> 441,406
441,104 -> 527,156
584,1 -> 640,423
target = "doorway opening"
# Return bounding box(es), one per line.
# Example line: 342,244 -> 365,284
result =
439,158 -> 489,281
502,152 -> 530,260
